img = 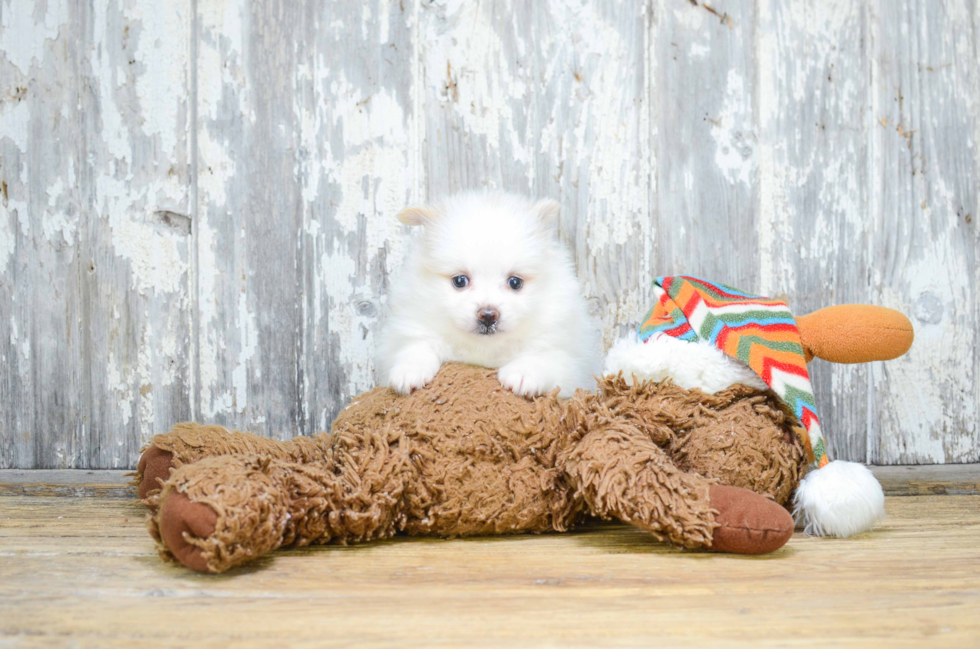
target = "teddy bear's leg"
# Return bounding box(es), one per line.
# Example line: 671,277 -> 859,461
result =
149,445 -> 410,572
149,456 -> 342,572
668,391 -> 807,506
135,422 -> 327,500
562,416 -> 794,554
598,374 -> 807,506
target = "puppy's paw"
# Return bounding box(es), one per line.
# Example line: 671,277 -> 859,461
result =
389,359 -> 440,395
498,359 -> 555,398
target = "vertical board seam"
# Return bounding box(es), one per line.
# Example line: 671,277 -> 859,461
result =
413,0 -> 423,202
865,0 -> 877,464
77,0 -> 94,467
975,0 -> 980,458
645,0 -> 654,274
189,0 -> 200,423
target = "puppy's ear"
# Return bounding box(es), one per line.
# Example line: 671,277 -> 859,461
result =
397,205 -> 437,226
533,199 -> 561,224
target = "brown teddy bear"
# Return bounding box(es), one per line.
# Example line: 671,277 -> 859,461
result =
135,280 -> 912,573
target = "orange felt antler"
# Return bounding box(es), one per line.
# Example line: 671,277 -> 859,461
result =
795,305 -> 914,364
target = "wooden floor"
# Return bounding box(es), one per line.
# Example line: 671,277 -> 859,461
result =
0,492 -> 978,648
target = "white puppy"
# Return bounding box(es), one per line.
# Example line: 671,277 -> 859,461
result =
380,191 -> 598,398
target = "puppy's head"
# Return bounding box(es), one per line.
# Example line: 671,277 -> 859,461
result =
398,192 -> 563,338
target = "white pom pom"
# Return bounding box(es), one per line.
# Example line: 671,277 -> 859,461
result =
793,460 -> 885,537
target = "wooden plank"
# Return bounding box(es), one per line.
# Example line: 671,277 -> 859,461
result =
653,0 -> 760,290
298,2 -> 418,432
869,0 -> 980,463
0,469 -> 129,484
0,469 -> 132,498
0,494 -> 977,647
194,1 -> 304,439
418,0 -> 536,198
194,1 -> 416,439
0,0 -> 86,470
532,1 -> 653,346
872,464 -> 980,497
2,464 -> 979,498
0,0 -> 193,469
755,0 -> 873,463
82,1 -> 194,469
419,0 -> 654,347
418,0 -> 653,350
0,482 -> 134,499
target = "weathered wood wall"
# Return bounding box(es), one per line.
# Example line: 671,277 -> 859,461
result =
1,0 -> 977,469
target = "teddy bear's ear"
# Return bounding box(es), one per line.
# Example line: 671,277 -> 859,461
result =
397,206 -> 438,226
533,198 -> 561,225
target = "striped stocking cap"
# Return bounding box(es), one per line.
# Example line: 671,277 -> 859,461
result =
637,276 -> 828,469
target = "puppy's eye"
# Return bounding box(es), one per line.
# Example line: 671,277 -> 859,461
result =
452,275 -> 469,289
508,276 -> 524,291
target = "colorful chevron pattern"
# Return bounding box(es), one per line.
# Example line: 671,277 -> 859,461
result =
638,276 -> 827,469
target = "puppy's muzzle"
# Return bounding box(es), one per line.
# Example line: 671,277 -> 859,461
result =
477,307 -> 499,335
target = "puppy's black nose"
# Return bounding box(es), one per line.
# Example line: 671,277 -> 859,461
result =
478,308 -> 499,326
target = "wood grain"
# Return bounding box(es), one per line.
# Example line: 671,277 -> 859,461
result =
191,1 -> 416,438
872,464 -> 980,497
536,1 -> 653,346
0,494 -> 978,647
0,0 -> 193,469
868,0 -> 980,464
653,0 -> 760,290
1,0 -> 978,468
4,463 -> 979,497
756,0 -> 873,462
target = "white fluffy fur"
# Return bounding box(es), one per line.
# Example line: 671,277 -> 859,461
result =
381,191 -> 600,398
603,334 -> 767,393
793,460 -> 885,537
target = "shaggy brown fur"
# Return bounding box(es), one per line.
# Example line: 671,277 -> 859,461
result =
139,364 -> 806,573
598,374 -> 807,504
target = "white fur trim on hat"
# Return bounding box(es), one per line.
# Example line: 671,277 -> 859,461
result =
792,460 -> 885,537
603,334 -> 767,394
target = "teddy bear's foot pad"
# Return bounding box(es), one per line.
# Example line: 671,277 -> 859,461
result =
137,447 -> 175,501
709,485 -> 794,554
158,493 -> 217,572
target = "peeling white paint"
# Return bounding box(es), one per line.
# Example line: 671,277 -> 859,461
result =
873,175 -> 978,463
42,176 -> 77,247
97,176 -> 189,295
711,69 -> 755,188
535,0 -> 652,348
9,316 -> 29,376
91,1 -> 135,163
0,91 -> 31,154
0,199 -> 20,272
137,322 -> 155,437
106,348 -> 133,427
233,290 -> 257,413
128,2 -> 188,159
422,0 -> 531,166
195,4 -> 243,421
196,216 -> 233,420
0,0 -> 68,75
293,20 -> 414,410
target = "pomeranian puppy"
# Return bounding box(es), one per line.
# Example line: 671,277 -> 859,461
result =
380,191 -> 599,398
